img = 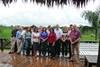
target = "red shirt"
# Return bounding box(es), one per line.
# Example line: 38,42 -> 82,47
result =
48,32 -> 56,44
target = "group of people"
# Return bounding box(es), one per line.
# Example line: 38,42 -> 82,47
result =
9,24 -> 81,62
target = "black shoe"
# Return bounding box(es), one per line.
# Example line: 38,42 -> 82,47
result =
17,52 -> 20,55
9,52 -> 14,54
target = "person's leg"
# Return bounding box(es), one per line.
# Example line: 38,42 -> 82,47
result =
72,45 -> 76,61
42,41 -> 47,56
64,41 -> 68,56
44,41 -> 48,56
51,45 -> 54,57
32,43 -> 34,56
75,42 -> 80,62
67,40 -> 72,59
33,42 -> 37,56
48,43 -> 51,56
17,39 -> 23,54
38,43 -> 41,56
61,42 -> 64,57
49,43 -> 52,57
41,42 -> 44,56
55,39 -> 61,57
22,40 -> 25,55
10,37 -> 16,53
26,39 -> 31,56
16,39 -> 20,53
14,42 -> 17,52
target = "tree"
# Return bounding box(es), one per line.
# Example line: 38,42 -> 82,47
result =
82,11 -> 99,40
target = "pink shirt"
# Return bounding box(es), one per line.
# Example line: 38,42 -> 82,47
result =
69,29 -> 80,42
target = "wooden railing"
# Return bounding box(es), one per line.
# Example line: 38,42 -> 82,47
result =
0,38 -> 99,52
0,38 -> 11,52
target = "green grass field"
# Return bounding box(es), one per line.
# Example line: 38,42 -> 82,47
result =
81,34 -> 95,41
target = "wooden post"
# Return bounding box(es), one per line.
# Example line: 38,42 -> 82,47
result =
97,40 -> 100,67
0,38 -> 4,52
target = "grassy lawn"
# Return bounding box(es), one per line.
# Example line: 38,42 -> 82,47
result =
81,33 -> 95,41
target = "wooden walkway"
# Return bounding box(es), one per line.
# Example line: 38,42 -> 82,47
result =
0,52 -> 83,67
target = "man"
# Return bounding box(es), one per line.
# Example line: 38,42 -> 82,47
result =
54,24 -> 63,57
9,26 -> 18,54
69,24 -> 81,63
16,27 -> 23,54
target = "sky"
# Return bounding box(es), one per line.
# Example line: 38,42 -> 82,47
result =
0,0 -> 100,27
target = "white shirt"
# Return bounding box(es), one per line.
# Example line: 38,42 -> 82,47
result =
61,32 -> 68,41
21,30 -> 26,39
54,28 -> 63,40
31,32 -> 40,42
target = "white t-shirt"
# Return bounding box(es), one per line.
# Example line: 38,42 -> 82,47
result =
31,32 -> 40,42
54,28 -> 63,40
61,32 -> 68,41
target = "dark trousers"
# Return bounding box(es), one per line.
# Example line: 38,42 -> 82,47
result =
48,43 -> 51,56
41,41 -> 48,56
24,39 -> 31,55
14,42 -> 17,52
32,42 -> 41,56
61,40 -> 68,56
49,43 -> 56,57
67,40 -> 72,59
55,39 -> 61,56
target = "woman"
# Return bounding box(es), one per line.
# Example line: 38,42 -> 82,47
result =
31,27 -> 40,56
24,27 -> 31,56
40,27 -> 48,56
61,26 -> 68,57
48,28 -> 56,58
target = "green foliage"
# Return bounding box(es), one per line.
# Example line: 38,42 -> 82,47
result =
82,10 -> 100,40
0,26 -> 11,39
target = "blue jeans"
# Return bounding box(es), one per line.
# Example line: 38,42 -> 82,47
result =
24,39 -> 31,55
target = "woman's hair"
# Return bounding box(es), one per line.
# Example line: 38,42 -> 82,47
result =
34,27 -> 38,32
63,26 -> 68,32
50,27 -> 54,32
42,27 -> 47,32
26,27 -> 31,32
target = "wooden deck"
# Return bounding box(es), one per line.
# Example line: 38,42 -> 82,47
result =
0,52 -> 84,67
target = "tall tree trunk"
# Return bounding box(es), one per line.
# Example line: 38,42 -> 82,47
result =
97,40 -> 100,67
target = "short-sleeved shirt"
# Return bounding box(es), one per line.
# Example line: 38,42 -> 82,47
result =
54,28 -> 63,40
61,32 -> 68,41
69,29 -> 81,42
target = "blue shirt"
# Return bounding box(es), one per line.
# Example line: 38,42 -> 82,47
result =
40,32 -> 48,39
16,31 -> 22,39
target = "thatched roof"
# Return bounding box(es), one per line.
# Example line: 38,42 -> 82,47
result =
1,0 -> 91,7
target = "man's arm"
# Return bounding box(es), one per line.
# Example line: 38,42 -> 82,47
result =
72,38 -> 80,44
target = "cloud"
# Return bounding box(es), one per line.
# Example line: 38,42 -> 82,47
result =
0,0 -> 99,26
